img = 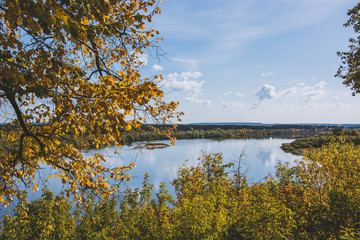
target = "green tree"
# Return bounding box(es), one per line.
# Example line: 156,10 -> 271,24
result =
1,189 -> 74,240
0,0 -> 182,205
336,2 -> 360,95
276,141 -> 360,239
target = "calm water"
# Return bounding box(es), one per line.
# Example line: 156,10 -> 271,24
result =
1,138 -> 300,213
81,138 -> 299,192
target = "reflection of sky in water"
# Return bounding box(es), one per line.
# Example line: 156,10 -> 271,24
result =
14,138 -> 300,199
88,138 -> 299,192
256,150 -> 277,168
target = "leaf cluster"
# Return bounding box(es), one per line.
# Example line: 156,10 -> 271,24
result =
336,2 -> 360,95
0,0 -> 182,206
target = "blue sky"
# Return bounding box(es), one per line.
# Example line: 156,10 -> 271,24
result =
143,0 -> 360,124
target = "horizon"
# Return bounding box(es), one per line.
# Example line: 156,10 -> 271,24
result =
186,122 -> 358,125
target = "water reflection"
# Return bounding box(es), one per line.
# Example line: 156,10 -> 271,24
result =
0,138 -> 301,217
17,138 -> 300,199
87,138 -> 299,192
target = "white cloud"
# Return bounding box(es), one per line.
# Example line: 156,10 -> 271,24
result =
301,91 -> 325,101
255,84 -> 277,100
261,72 -> 274,77
225,91 -> 245,97
180,71 -> 203,80
166,72 -> 204,93
300,81 -> 326,101
314,81 -> 326,88
165,71 -> 210,105
278,87 -> 297,97
222,101 -> 244,108
152,64 -> 164,71
236,92 -> 245,97
255,81 -> 327,102
187,97 -> 211,106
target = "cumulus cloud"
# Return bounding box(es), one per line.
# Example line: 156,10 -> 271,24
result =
300,81 -> 326,101
261,72 -> 274,77
255,84 -> 277,100
152,64 -> 164,71
165,72 -> 210,105
224,91 -> 232,96
166,72 -> 204,92
255,81 -> 327,102
279,87 -> 297,97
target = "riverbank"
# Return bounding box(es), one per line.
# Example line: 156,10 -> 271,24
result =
281,128 -> 360,155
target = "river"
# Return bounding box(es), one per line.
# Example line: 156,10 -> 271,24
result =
0,137 -> 300,214
81,138 -> 299,193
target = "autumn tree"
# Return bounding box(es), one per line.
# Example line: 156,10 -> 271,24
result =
336,2 -> 360,95
0,0 -> 182,205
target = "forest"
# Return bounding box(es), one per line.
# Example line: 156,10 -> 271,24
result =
0,124 -> 331,152
281,128 -> 360,155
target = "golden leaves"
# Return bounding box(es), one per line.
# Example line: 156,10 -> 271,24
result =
0,0 -> 181,206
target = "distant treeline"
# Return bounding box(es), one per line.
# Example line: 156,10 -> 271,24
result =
117,124 -> 331,146
0,124 -> 335,152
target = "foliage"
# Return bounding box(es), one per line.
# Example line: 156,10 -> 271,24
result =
2,142 -> 360,239
74,194 -> 118,239
276,141 -> 360,239
336,2 -> 360,95
0,0 -> 182,205
1,188 -> 74,240
281,129 -> 360,155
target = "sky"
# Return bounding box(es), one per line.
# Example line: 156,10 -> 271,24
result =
141,0 -> 360,124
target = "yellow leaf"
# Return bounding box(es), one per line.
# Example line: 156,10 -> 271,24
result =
82,18 -> 89,25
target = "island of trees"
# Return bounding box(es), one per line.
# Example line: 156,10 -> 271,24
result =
281,127 -> 360,155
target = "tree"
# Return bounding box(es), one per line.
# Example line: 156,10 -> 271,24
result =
0,0 -> 182,205
336,2 -> 360,95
